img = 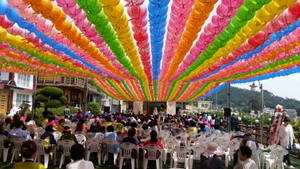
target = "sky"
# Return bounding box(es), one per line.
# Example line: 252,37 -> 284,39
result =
232,73 -> 300,100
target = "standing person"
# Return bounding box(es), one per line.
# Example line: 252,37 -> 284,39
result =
230,114 -> 236,131
66,144 -> 94,169
64,106 -> 70,118
233,146 -> 258,169
13,140 -> 46,169
215,114 -> 221,126
278,117 -> 297,169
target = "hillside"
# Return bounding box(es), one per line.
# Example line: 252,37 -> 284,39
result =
201,86 -> 300,114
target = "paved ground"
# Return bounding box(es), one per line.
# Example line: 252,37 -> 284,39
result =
1,151 -> 300,169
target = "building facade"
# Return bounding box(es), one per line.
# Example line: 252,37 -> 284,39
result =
0,71 -> 34,115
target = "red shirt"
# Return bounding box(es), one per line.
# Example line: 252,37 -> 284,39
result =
145,140 -> 164,149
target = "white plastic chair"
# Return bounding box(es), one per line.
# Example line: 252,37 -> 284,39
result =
102,138 -> 119,165
265,148 -> 288,169
171,146 -> 191,169
10,137 -> 26,163
143,144 -> 163,169
261,144 -> 285,168
250,147 -> 262,168
189,145 -> 206,169
215,138 -> 231,152
0,135 -> 9,162
224,141 -> 240,167
232,137 -> 243,145
33,139 -> 51,168
74,131 -> 86,135
57,140 -> 75,168
163,139 -> 179,165
119,142 -> 138,169
159,130 -> 172,141
75,134 -> 86,146
176,132 -> 189,146
36,127 -> 45,138
85,133 -> 96,139
26,125 -> 37,139
85,138 -> 102,164
52,131 -> 62,142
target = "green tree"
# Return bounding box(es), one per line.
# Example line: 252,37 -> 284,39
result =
87,102 -> 101,114
35,87 -> 67,116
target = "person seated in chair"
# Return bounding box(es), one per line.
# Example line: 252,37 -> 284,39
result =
40,125 -> 57,154
8,121 -> 31,140
199,142 -> 224,169
121,128 -> 139,145
234,146 -> 258,169
66,144 -> 94,169
104,125 -> 118,140
60,126 -> 78,144
13,140 -> 46,169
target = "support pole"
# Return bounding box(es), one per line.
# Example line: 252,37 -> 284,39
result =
31,75 -> 37,120
226,82 -> 231,131
82,78 -> 88,117
260,83 -> 264,144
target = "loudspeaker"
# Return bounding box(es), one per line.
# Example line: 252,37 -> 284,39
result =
224,108 -> 231,117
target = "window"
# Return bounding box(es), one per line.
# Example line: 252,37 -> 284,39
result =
16,94 -> 29,107
17,74 -> 30,87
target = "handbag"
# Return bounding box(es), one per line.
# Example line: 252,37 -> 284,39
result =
292,143 -> 300,151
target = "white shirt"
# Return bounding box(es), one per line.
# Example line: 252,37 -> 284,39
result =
234,158 -> 258,169
66,159 -> 94,169
278,124 -> 295,148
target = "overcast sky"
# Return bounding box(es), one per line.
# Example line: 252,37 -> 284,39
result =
232,73 -> 300,100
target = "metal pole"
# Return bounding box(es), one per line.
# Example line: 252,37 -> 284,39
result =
82,78 -> 88,117
226,82 -> 231,131
215,92 -> 218,110
111,97 -> 113,113
260,83 -> 264,144
31,75 -> 37,120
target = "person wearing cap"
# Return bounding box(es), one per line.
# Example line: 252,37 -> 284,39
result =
13,140 -> 46,169
199,142 -> 224,169
240,132 -> 258,149
40,125 -> 57,154
60,126 -> 78,143
278,117 -> 297,169
233,145 -> 257,169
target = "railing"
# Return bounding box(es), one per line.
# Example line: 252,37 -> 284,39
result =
37,76 -> 98,91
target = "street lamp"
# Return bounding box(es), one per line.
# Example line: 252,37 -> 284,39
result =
250,82 -> 264,144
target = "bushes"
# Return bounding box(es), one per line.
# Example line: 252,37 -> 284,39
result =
36,94 -> 49,102
40,87 -> 63,99
87,102 -> 101,114
35,106 -> 79,117
36,87 -> 66,117
45,100 -> 62,108
58,96 -> 67,104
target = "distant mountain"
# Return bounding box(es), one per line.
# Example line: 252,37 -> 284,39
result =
201,86 -> 300,114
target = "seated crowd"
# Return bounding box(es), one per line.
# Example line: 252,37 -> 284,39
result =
0,112 -> 277,169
